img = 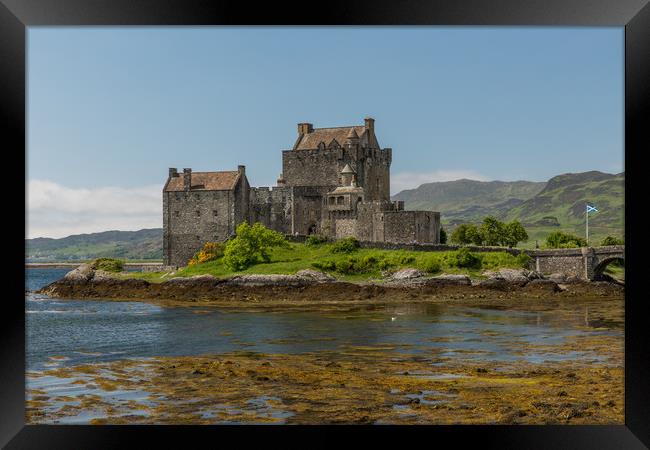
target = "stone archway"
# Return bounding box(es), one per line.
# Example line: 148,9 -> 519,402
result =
307,223 -> 318,235
592,256 -> 625,282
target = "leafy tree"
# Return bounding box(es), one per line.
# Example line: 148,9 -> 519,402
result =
465,225 -> 483,245
439,227 -> 447,244
545,231 -> 587,248
480,216 -> 505,246
451,224 -> 480,245
503,220 -> 529,248
450,224 -> 469,245
223,222 -> 289,271
601,236 -> 624,246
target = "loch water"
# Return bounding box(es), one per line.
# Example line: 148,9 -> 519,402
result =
26,268 -> 619,372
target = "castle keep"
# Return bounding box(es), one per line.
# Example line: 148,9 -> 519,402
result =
163,118 -> 440,266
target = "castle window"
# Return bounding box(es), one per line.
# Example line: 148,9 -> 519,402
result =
328,197 -> 335,205
213,210 -> 218,217
196,210 -> 201,217
337,196 -> 344,205
174,211 -> 179,217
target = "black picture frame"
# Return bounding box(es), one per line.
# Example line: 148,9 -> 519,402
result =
2,0 -> 649,447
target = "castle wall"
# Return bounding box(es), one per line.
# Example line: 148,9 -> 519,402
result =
249,186 -> 293,234
282,148 -> 351,187
291,186 -> 331,235
163,189 -> 235,266
334,219 -> 357,239
374,210 -> 440,245
281,146 -> 391,202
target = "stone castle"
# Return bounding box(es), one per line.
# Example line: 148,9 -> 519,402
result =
163,117 -> 440,266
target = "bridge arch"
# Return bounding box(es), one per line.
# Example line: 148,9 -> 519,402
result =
592,256 -> 624,281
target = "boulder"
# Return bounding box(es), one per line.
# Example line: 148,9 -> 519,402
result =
92,270 -> 115,281
483,268 -> 529,285
388,268 -> 426,280
548,273 -> 567,283
423,274 -> 471,286
63,264 -> 95,282
295,269 -> 335,282
476,277 -> 509,290
228,274 -> 310,286
526,271 -> 545,280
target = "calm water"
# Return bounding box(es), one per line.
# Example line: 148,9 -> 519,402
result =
26,267 -> 617,372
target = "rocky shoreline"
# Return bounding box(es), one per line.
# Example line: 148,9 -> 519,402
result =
36,264 -> 624,308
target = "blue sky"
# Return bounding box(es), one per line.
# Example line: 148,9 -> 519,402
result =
27,27 -> 623,238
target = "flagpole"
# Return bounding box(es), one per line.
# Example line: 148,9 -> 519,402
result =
586,203 -> 589,246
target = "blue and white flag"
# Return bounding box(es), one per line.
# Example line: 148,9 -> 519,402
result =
586,204 -> 598,213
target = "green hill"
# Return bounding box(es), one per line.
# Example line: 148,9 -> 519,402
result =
393,171 -> 624,247
393,179 -> 546,223
26,228 -> 163,261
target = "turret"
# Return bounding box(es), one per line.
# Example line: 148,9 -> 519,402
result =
340,164 -> 355,187
345,127 -> 359,148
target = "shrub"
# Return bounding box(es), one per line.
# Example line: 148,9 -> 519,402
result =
419,257 -> 442,274
305,234 -> 328,246
331,237 -> 360,254
335,258 -> 355,274
92,257 -> 124,273
545,231 -> 587,248
312,260 -> 336,272
223,222 -> 289,271
601,236 -> 624,246
439,227 -> 447,244
448,248 -> 481,269
188,241 -> 225,266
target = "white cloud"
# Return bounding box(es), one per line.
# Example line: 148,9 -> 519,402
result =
27,180 -> 162,239
391,170 -> 491,194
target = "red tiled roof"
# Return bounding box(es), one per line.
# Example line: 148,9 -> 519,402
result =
165,171 -> 240,191
294,126 -> 367,150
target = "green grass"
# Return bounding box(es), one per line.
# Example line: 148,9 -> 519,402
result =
120,242 -> 530,283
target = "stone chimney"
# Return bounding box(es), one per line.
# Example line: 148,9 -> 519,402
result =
238,165 -> 246,177
169,168 -> 178,178
298,123 -> 314,135
183,168 -> 191,191
364,117 -> 375,132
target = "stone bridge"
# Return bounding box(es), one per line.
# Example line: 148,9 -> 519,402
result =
526,245 -> 624,281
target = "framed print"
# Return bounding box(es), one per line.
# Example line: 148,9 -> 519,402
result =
2,0 -> 649,448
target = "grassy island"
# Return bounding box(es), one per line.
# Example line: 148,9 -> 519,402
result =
119,239 -> 531,284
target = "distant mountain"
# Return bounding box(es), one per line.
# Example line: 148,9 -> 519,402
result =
26,228 -> 163,261
392,171 -> 624,245
503,171 -> 624,236
393,179 -> 546,223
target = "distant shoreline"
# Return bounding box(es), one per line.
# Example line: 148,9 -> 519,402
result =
26,262 -> 162,268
